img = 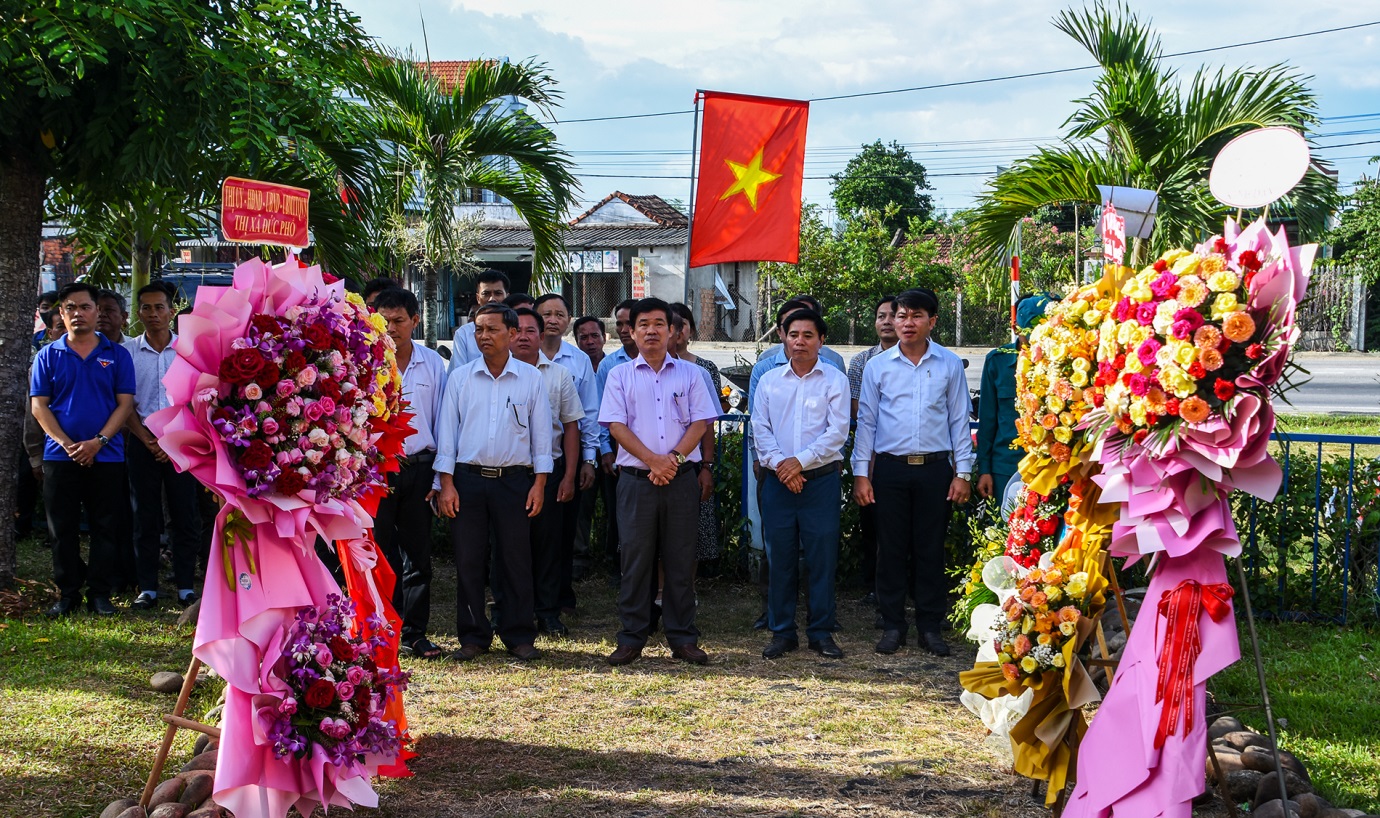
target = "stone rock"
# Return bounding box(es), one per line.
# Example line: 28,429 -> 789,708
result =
1293,793 -> 1332,818
202,704 -> 224,724
1314,809 -> 1365,818
148,803 -> 190,818
185,810 -> 219,818
179,752 -> 217,773
1206,747 -> 1246,782
148,777 -> 186,807
114,808 -> 148,818
1242,746 -> 1311,780
192,733 -> 210,756
1222,730 -> 1273,751
1254,770 -> 1314,808
102,799 -> 139,818
1254,800 -> 1302,818
151,671 -> 185,694
203,741 -> 218,756
1209,715 -> 1245,740
1224,769 -> 1264,803
175,597 -> 200,626
178,772 -> 214,808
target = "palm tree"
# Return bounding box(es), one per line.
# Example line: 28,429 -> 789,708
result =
966,3 -> 1339,269
355,53 -> 579,346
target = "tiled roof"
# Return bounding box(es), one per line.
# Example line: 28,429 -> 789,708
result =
416,60 -> 485,95
569,192 -> 688,227
478,224 -> 687,249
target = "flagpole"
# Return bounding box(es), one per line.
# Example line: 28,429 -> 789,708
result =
683,91 -> 702,307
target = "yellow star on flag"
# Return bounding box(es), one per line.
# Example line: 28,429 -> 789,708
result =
719,148 -> 781,210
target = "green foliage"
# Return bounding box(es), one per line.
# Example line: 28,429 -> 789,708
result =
830,140 -> 934,233
1234,445 -> 1380,622
965,1 -> 1340,271
761,204 -> 953,345
1326,174 -> 1380,286
353,52 -> 579,345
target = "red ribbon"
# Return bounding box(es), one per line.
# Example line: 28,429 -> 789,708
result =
1153,580 -> 1234,749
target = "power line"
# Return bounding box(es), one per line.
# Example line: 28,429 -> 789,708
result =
543,20 -> 1380,125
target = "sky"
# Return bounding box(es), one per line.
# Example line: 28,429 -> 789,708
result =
343,0 -> 1380,222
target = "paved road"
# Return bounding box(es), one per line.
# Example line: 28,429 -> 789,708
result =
683,343 -> 1380,417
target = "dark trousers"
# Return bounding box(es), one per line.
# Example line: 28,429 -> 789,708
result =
602,469 -> 621,561
859,503 -> 878,589
763,469 -> 841,642
452,470 -> 536,649
557,479 -> 580,609
531,458 -> 566,618
873,457 -> 954,634
127,441 -> 202,594
111,451 -> 136,591
14,443 -> 39,536
572,471 -> 599,575
44,460 -> 128,601
615,466 -> 699,648
374,454 -> 435,643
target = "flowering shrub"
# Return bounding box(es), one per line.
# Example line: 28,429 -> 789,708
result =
1092,239 -> 1271,443
994,567 -> 1093,682
1015,284 -> 1106,463
209,293 -> 402,501
1005,482 -> 1070,568
265,594 -> 410,766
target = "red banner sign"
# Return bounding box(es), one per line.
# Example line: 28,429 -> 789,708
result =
221,177 -> 311,247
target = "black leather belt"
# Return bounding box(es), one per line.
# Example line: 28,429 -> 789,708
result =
619,462 -> 698,479
878,451 -> 951,466
800,462 -> 842,479
460,463 -> 533,478
400,450 -> 435,467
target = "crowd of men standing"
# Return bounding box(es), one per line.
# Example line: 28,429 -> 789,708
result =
23,270 -> 1033,666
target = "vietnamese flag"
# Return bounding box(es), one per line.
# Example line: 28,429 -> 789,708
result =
689,91 -> 809,268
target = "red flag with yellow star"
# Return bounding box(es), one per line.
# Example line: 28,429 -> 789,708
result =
688,91 -> 809,268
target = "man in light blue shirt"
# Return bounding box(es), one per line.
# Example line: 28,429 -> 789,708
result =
448,269 -> 510,372
852,288 -> 973,658
434,303 -> 552,662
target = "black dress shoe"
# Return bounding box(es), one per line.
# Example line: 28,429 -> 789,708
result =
538,616 -> 569,637
178,592 -> 199,608
875,629 -> 905,654
607,643 -> 643,666
752,611 -> 769,630
809,636 -> 845,659
860,591 -> 877,605
46,597 -> 78,618
452,644 -> 488,662
762,635 -> 799,659
88,596 -> 117,616
671,643 -> 710,665
132,593 -> 158,611
919,631 -> 951,657
508,643 -> 543,661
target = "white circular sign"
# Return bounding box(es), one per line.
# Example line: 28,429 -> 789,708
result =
1209,127 -> 1311,209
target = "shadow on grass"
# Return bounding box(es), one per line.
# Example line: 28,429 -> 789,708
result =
376,734 -> 1016,818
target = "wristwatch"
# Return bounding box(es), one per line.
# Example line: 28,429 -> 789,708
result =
956,471 -> 972,482
670,450 -> 687,466
583,459 -> 597,468
95,434 -> 110,447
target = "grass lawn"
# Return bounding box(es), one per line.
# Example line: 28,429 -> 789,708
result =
3,531 -> 1376,817
1212,623 -> 1380,813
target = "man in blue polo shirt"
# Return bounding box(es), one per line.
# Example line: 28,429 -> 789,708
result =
30,282 -> 136,617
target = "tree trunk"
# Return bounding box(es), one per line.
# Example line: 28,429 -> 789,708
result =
423,266 -> 439,348
0,151 -> 47,588
132,228 -> 152,299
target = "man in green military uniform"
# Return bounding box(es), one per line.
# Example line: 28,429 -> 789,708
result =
975,294 -> 1051,500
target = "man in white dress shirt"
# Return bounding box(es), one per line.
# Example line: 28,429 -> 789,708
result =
371,288 -> 447,660
751,309 -> 851,660
511,307 -> 583,636
123,282 -> 202,610
435,303 -> 552,662
852,288 -> 973,657
535,293 -> 599,613
447,269 -> 510,372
